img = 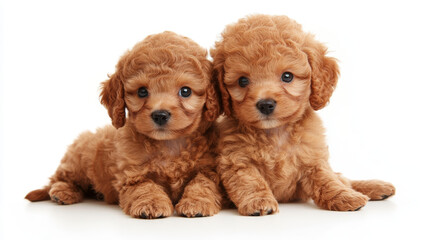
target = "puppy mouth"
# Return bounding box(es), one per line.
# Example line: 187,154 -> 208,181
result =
246,118 -> 280,129
155,120 -> 194,132
248,117 -> 278,125
251,107 -> 301,124
249,115 -> 275,124
147,120 -> 196,139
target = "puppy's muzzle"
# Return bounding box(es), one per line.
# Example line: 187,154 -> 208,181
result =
256,99 -> 276,115
151,110 -> 171,126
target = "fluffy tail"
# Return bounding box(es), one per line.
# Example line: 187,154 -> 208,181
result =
25,186 -> 51,202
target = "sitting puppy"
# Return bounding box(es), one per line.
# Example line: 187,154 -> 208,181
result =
26,31 -> 223,219
211,15 -> 395,216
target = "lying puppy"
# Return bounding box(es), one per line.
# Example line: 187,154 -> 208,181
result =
26,31 -> 223,219
211,15 -> 395,215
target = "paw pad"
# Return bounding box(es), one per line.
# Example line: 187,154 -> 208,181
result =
381,194 -> 390,200
51,195 -> 65,205
140,213 -> 165,219
249,208 -> 274,216
180,212 -> 204,218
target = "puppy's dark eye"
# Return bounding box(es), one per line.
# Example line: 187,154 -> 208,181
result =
137,87 -> 148,98
281,72 -> 294,83
179,87 -> 192,98
238,77 -> 250,88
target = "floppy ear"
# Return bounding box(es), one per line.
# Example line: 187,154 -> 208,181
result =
204,82 -> 221,121
200,59 -> 221,121
100,71 -> 126,128
211,47 -> 232,116
303,37 -> 340,110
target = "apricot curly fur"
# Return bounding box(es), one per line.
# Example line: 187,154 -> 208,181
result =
100,72 -> 126,129
211,15 -> 395,215
25,31 -> 224,219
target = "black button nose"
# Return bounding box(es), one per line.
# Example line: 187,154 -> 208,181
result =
151,110 -> 171,126
256,99 -> 276,115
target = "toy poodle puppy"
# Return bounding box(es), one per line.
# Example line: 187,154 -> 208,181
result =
26,31 -> 223,219
211,15 -> 395,216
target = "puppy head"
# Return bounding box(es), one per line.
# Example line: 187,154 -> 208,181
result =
100,31 -> 220,140
211,15 -> 339,129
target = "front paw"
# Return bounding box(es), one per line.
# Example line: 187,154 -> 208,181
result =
127,197 -> 174,219
318,189 -> 369,211
176,197 -> 220,218
237,197 -> 279,216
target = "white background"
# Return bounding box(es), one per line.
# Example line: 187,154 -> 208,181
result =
1,0 -> 428,239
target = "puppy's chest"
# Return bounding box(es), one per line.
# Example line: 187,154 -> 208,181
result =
145,139 -> 208,202
255,130 -> 300,179
253,130 -> 302,201
145,139 -> 204,173
264,128 -> 290,150
258,129 -> 292,160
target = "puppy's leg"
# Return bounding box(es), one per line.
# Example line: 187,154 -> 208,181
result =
335,173 -> 396,200
119,179 -> 174,219
176,172 -> 222,218
31,130 -> 100,205
47,157 -> 87,205
302,166 -> 369,211
220,163 -> 278,216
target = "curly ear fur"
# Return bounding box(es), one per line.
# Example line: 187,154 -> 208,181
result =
211,47 -> 232,116
204,83 -> 221,121
100,71 -> 126,128
304,37 -> 340,110
200,58 -> 221,121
